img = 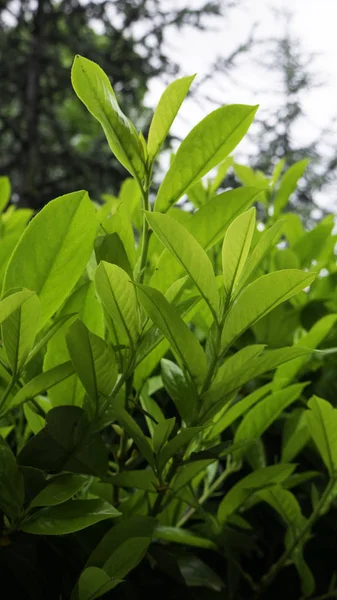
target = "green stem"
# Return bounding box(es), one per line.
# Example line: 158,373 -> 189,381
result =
137,182 -> 151,284
252,477 -> 337,600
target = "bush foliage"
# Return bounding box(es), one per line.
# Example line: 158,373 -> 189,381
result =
0,56 -> 337,600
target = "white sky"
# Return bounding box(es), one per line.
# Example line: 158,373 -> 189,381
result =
144,0 -> 337,209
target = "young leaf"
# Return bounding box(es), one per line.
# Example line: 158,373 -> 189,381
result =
21,499 -> 120,535
161,359 -> 197,425
148,75 -> 195,162
306,396 -> 337,475
66,319 -> 117,413
234,383 -> 307,450
2,290 -> 40,375
3,191 -> 97,329
222,208 -> 256,298
136,284 -> 207,387
217,464 -> 295,523
30,474 -> 86,508
221,270 -> 315,350
146,212 -> 219,317
273,159 -> 309,216
95,261 -> 139,347
0,436 -> 24,520
155,104 -> 258,212
71,56 -> 145,182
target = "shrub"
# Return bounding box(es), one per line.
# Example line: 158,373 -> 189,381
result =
0,56 -> 337,600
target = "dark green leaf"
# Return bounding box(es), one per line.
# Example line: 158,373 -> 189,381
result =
21,499 -> 120,535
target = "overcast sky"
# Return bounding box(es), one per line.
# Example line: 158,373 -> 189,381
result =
145,0 -> 337,209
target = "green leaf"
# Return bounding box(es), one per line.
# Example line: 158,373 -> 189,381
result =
24,400 -> 49,435
77,567 -> 120,600
112,403 -> 155,469
136,284 -> 207,387
258,485 -> 315,597
0,289 -> 36,326
306,396 -> 337,475
104,537 -> 150,579
0,436 -> 24,520
221,270 -> 315,350
66,319 -> 117,415
148,75 -> 195,161
153,418 -> 176,454
7,362 -> 75,414
88,516 -> 157,568
150,187 -> 261,294
71,56 -> 145,181
203,346 -> 311,419
18,406 -> 108,477
273,159 -> 309,216
222,208 -> 256,298
0,176 -> 11,213
3,191 -> 97,329
273,314 -> 337,389
157,427 -> 204,472
30,474 -> 86,508
155,104 -> 258,211
234,163 -> 268,190
95,233 -> 132,277
21,499 -> 120,535
210,384 -> 273,438
210,157 -> 233,192
146,211 -> 219,317
161,359 -> 197,425
217,464 -> 295,523
234,383 -> 306,451
102,202 -> 136,268
110,469 -> 158,492
2,290 -> 40,375
178,553 -> 224,591
154,526 -> 217,550
237,219 -> 285,291
282,409 -> 310,463
95,261 -> 139,347
44,281 -> 104,408
0,425 -> 14,440
171,459 -> 214,495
